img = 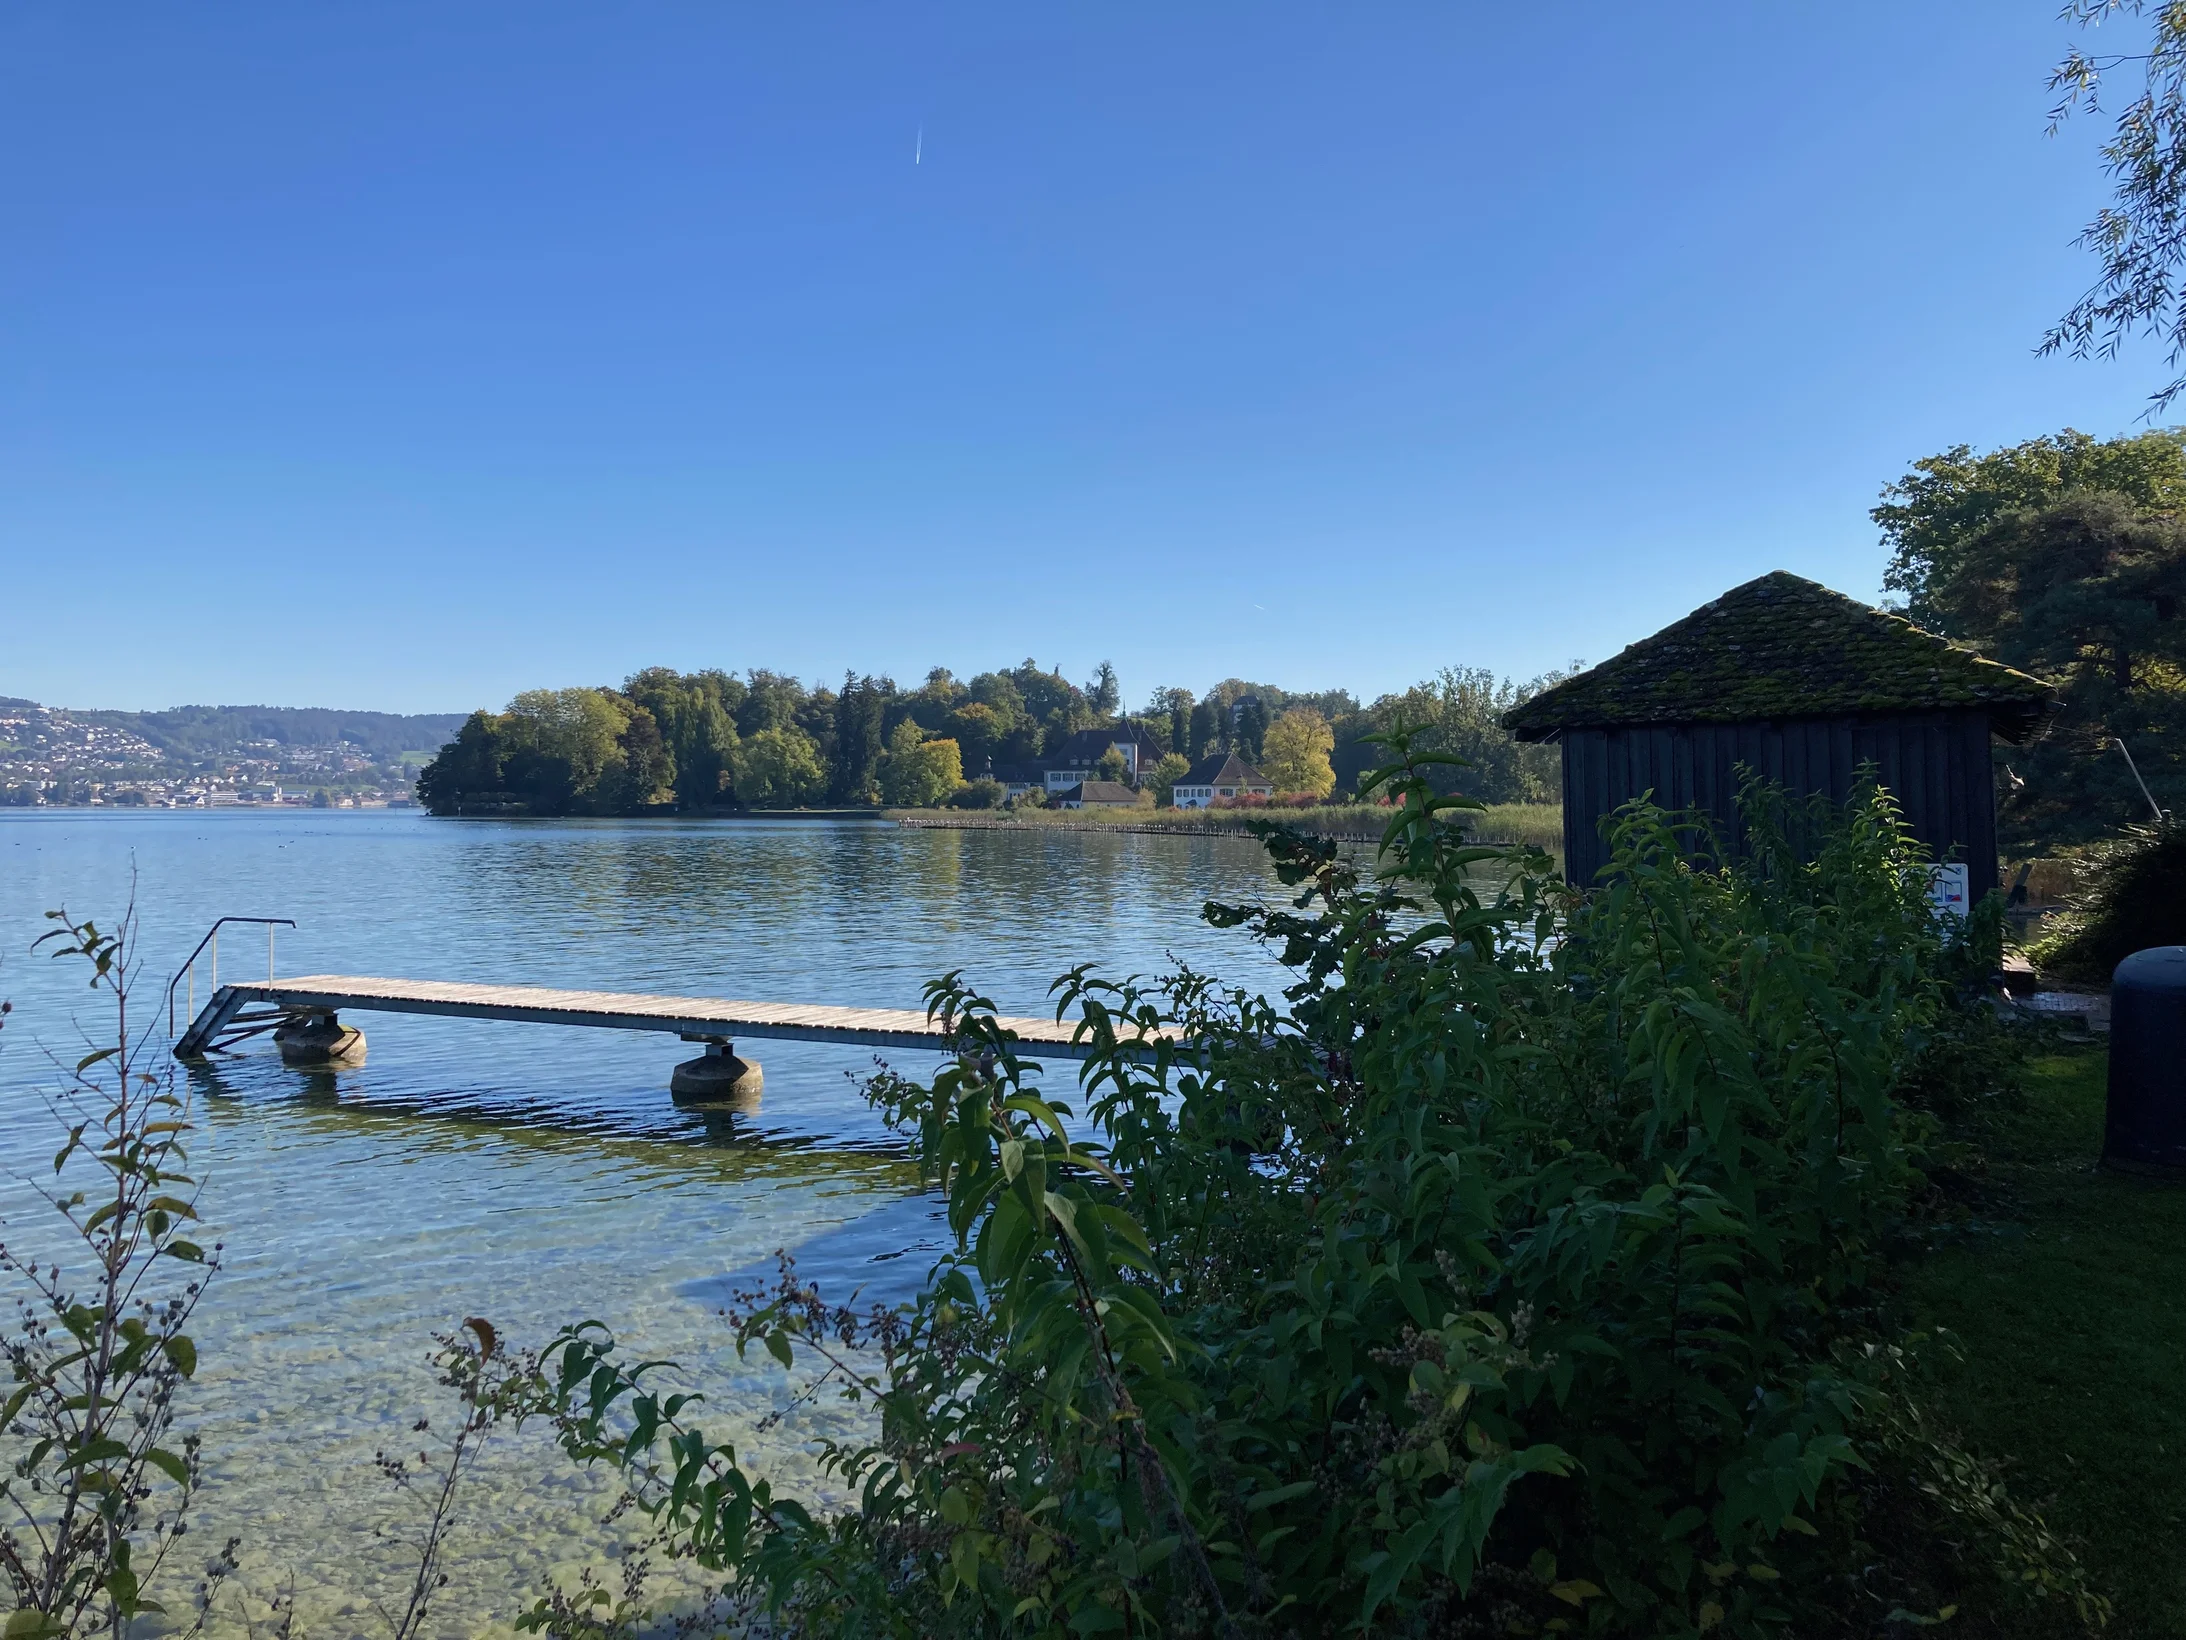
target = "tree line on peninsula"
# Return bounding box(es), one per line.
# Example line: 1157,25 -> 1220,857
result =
414,659 -> 1567,816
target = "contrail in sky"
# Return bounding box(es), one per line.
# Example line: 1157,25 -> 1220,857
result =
915,124 -> 923,164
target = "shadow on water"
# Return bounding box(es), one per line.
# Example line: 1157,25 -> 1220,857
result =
679,1191 -> 955,1316
182,1054 -> 927,1191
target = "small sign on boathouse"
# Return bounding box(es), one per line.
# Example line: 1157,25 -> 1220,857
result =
1503,571 -> 2054,889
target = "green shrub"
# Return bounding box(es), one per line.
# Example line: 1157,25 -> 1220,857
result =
2029,820 -> 2186,983
0,911 -> 522,1639
508,745 -> 2076,1637
0,913 -> 223,1636
948,778 -> 1007,810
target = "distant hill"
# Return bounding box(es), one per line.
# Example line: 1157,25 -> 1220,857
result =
56,703 -> 465,760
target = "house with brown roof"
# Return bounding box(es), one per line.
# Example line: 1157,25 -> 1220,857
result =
1171,752 -> 1276,810
1504,571 -> 2053,889
1056,780 -> 1142,810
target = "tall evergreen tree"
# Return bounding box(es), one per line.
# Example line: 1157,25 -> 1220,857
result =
1188,701 -> 1220,760
830,674 -> 890,803
1143,686 -> 1193,757
610,704 -> 674,809
1233,697 -> 1270,762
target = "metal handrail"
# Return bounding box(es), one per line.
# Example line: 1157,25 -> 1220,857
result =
2117,738 -> 2171,826
167,917 -> 297,1038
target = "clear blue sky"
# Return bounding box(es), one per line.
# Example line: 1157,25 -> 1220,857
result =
0,4 -> 2166,715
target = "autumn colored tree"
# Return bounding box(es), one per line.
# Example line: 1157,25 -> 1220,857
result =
1260,707 -> 1337,797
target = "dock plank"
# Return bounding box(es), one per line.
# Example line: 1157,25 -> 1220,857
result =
202,973 -> 1125,1058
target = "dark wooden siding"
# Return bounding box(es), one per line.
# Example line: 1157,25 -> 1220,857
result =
1556,710 -> 2000,889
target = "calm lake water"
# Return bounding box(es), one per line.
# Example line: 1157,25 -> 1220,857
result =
0,810 -> 1294,1635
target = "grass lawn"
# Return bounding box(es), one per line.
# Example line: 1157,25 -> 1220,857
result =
1899,1047 -> 2186,1636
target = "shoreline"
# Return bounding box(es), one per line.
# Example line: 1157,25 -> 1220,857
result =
886,802 -> 1563,849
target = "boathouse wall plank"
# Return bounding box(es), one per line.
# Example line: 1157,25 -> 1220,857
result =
1555,709 -> 2001,890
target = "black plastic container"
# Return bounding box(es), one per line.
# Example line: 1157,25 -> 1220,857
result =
2105,945 -> 2186,1170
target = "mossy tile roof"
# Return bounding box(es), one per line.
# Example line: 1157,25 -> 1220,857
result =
1503,571 -> 2053,742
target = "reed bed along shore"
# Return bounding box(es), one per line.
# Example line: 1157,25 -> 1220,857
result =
889,801 -> 1563,851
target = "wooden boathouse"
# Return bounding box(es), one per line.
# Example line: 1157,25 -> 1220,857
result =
1503,571 -> 2053,889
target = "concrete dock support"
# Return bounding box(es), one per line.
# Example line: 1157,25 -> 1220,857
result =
670,1037 -> 762,1106
274,1010 -> 367,1067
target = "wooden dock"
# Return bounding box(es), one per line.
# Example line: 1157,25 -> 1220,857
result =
174,973 -> 1112,1062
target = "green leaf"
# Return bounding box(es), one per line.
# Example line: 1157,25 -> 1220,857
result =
1102,1284 -> 1178,1358
145,1446 -> 191,1487
63,1436 -> 131,1468
103,1557 -> 139,1613
1247,1480 -> 1315,1512
162,1335 -> 198,1380
1042,1190 -> 1089,1257
1002,1095 -> 1069,1144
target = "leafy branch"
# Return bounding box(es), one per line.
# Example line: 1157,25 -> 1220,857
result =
0,904 -> 227,1639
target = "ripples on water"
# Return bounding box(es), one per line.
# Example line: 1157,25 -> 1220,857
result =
0,812 -> 1291,1634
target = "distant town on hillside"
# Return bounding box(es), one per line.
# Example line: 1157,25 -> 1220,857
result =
0,699 -> 467,808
